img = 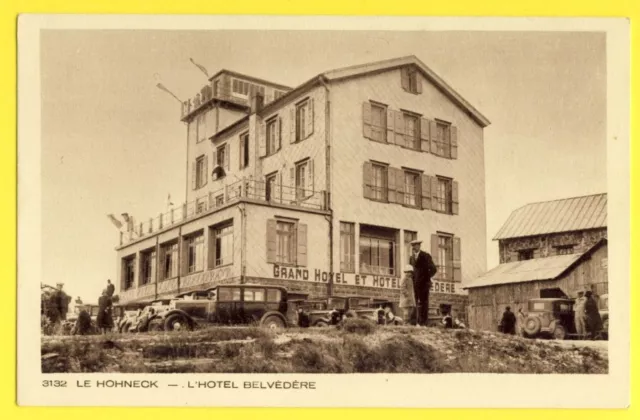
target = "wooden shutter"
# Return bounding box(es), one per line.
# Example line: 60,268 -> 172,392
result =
258,121 -> 267,157
362,102 -> 372,140
239,135 -> 245,168
394,111 -> 405,146
266,219 -> 277,263
429,120 -> 438,155
290,107 -> 296,143
203,155 -> 208,186
297,223 -> 308,267
222,75 -> 231,97
191,162 -> 197,190
386,108 -> 395,144
452,180 -> 459,215
277,117 -> 282,151
212,149 -> 218,171
431,234 -> 440,278
387,167 -> 397,203
290,167 -> 295,198
306,99 -> 314,138
450,126 -> 458,159
205,110 -> 216,139
415,70 -> 423,94
224,143 -> 230,170
401,67 -> 410,91
363,161 -> 373,199
453,237 -> 461,282
421,174 -> 432,210
431,176 -> 439,211
274,171 -> 282,203
307,159 -> 314,194
420,118 -> 430,152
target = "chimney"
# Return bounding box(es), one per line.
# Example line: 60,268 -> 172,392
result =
250,92 -> 264,114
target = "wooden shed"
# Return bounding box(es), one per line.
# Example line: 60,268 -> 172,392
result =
464,239 -> 608,332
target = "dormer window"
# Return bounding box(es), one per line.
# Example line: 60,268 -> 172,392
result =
401,67 -> 422,94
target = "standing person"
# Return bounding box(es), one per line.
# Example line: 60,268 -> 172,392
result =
574,291 -> 587,340
97,290 -> 113,334
441,309 -> 453,329
399,265 -> 417,325
409,239 -> 438,326
516,307 -> 526,336
584,290 -> 603,340
106,279 -> 115,297
499,306 -> 517,335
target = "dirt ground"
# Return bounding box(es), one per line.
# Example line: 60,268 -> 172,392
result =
41,322 -> 608,374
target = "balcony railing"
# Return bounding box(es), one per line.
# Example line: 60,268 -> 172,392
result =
181,84 -> 283,119
119,179 -> 327,246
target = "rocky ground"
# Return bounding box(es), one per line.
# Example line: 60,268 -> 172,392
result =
41,320 -> 608,374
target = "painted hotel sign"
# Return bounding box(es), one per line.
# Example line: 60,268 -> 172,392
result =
272,265 -> 464,295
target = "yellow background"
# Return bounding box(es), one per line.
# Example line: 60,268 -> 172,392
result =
1,0 -> 636,418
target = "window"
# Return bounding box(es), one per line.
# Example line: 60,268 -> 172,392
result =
555,245 -> 575,255
435,121 -> 452,157
401,67 -> 421,94
265,173 -> 277,202
239,132 -> 250,169
196,114 -> 206,143
215,194 -> 224,207
296,100 -> 313,141
196,197 -> 207,214
359,225 -> 397,276
370,103 -> 387,143
244,289 -> 265,302
518,249 -> 535,261
295,161 -> 308,200
266,289 -> 282,302
195,155 -> 206,189
232,79 -> 251,97
218,287 -> 241,301
266,118 -> 279,156
276,221 -> 296,265
340,222 -> 355,272
435,176 -> 453,214
216,144 -> 226,170
212,223 -> 233,267
140,249 -> 156,285
404,171 -> 420,207
185,231 -> 204,274
404,231 -> 417,265
371,163 -> 388,202
123,256 -> 135,290
161,241 -> 179,280
403,113 -> 420,150
436,234 -> 454,281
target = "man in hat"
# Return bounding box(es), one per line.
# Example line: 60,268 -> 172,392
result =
574,290 -> 587,339
106,279 -> 115,297
409,239 -> 438,326
584,290 -> 602,340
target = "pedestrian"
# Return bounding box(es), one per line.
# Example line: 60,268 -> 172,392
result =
409,239 -> 438,326
399,264 -> 417,325
574,291 -> 587,339
106,279 -> 115,297
441,308 -> 453,329
97,289 -> 113,334
584,290 -> 603,340
516,307 -> 526,336
499,306 -> 517,335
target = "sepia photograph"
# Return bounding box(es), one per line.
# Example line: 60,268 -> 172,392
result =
17,15 -> 630,408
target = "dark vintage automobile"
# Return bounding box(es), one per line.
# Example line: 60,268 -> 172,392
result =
149,284 -> 291,331
292,297 -> 348,327
522,298 -> 577,340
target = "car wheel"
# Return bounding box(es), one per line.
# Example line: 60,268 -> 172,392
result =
262,315 -> 285,330
314,320 -> 329,328
147,318 -> 164,332
552,324 -> 567,340
523,316 -> 542,337
164,314 -> 191,332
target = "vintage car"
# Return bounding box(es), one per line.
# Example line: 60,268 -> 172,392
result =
338,295 -> 401,324
292,297 -> 348,327
129,298 -> 173,332
522,298 -> 577,340
148,284 -> 291,331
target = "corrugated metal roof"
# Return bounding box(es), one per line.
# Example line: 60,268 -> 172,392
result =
463,253 -> 582,289
493,193 -> 607,240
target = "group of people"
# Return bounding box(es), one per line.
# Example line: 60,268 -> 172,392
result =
399,239 -> 440,326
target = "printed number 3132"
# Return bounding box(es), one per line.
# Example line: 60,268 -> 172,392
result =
42,380 -> 67,387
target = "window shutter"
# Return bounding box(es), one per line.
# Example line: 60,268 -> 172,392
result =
258,121 -> 267,157
205,110 -> 215,139
276,117 -> 282,151
401,67 -> 410,91
362,102 -> 372,140
394,112 -> 405,146
387,167 -> 397,203
203,155 -> 208,186
306,99 -> 314,138
453,237 -> 461,282
415,71 -> 423,94
429,120 -> 438,155
223,144 -> 229,170
420,118 -> 430,152
297,223 -> 308,267
290,108 -> 296,143
421,175 -> 432,210
450,126 -> 458,159
212,150 -> 218,171
222,75 -> 231,97
386,108 -> 395,144
266,219 -> 277,263
362,161 -> 373,199
191,162 -> 197,190
239,135 -> 245,168
396,168 -> 405,205
452,180 -> 459,215
431,234 -> 440,277
290,167 -> 295,194
431,176 -> 439,210
274,171 -> 282,203
307,159 -> 314,195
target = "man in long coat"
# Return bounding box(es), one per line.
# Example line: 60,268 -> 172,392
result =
409,239 -> 438,326
584,290 -> 603,340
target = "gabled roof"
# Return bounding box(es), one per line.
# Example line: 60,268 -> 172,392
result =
464,238 -> 607,289
493,193 -> 607,241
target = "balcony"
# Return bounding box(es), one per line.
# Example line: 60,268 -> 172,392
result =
119,179 -> 328,246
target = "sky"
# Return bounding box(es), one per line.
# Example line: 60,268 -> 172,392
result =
40,30 -> 606,302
